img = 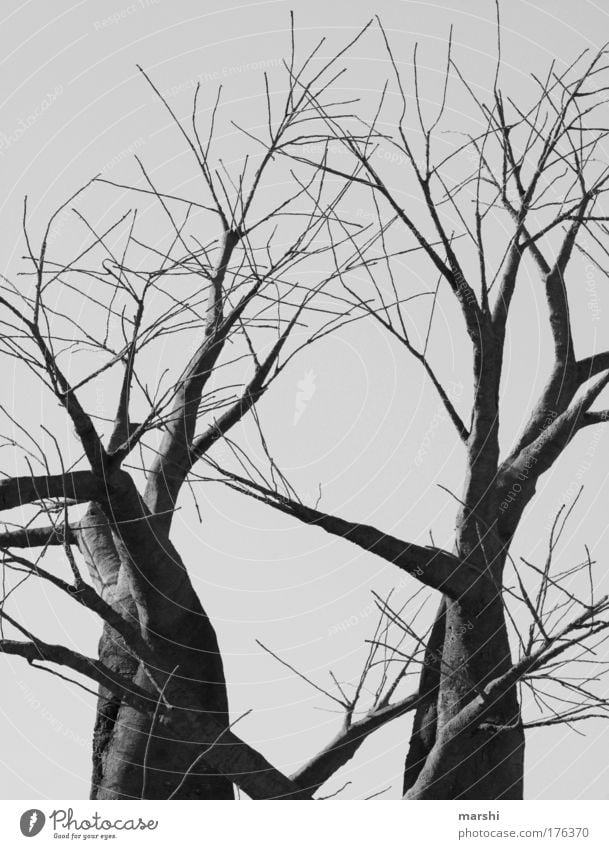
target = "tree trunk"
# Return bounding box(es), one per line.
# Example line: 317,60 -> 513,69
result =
77,504 -> 234,800
403,577 -> 524,799
92,606 -> 234,800
403,597 -> 446,793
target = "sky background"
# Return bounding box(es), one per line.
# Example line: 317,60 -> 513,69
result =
1,0 -> 609,801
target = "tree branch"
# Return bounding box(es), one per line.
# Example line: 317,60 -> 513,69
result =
142,272 -> 258,529
292,691 -> 421,794
0,524 -> 76,548
191,311 -> 303,459
0,635 -> 310,799
0,472 -> 100,513
212,467 -> 490,603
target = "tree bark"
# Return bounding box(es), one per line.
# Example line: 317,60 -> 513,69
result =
77,503 -> 234,800
402,597 -> 446,793
91,622 -> 234,800
403,559 -> 524,799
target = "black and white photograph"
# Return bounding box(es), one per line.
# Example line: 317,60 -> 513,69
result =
1,1 -> 609,845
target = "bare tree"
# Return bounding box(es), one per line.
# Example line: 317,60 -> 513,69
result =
3,13 -> 609,804
0,27 -> 377,800
210,16 -> 609,799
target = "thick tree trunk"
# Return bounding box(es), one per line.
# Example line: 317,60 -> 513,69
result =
403,582 -> 524,800
92,606 -> 234,800
77,504 -> 234,800
403,597 -> 446,793
432,595 -> 523,798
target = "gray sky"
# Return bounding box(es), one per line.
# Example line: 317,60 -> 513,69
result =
1,0 -> 609,801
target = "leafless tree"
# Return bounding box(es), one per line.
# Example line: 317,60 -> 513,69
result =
3,14 -> 609,804
0,26 -> 380,800
209,15 -> 609,798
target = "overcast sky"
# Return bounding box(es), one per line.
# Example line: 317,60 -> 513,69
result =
1,0 -> 609,801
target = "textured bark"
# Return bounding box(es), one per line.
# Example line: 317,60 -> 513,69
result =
431,595 -> 523,799
292,692 -> 422,795
402,480 -> 525,802
401,577 -> 524,799
402,597 -> 446,794
402,594 -> 524,799
76,502 -> 234,800
400,315 -> 527,799
92,625 -> 234,800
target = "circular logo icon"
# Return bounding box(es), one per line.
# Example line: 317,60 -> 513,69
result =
19,810 -> 46,837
